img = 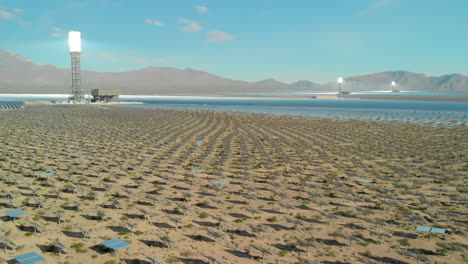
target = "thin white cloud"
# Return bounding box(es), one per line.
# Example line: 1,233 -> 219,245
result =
12,8 -> 23,14
194,5 -> 208,14
360,0 -> 403,15
51,27 -> 66,37
0,7 -> 30,26
178,18 -> 202,32
0,9 -> 16,20
19,21 -> 31,26
206,30 -> 234,44
145,18 -> 163,26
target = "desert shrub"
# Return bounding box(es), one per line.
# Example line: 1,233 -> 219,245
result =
266,216 -> 278,222
360,250 -> 373,257
400,207 -> 413,214
71,242 -> 87,253
399,238 -> 410,247
180,250 -> 195,257
199,212 -> 209,218
295,213 -> 305,219
196,200 -> 209,206
166,256 -> 180,263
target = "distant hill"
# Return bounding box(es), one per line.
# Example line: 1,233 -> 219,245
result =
0,49 -> 467,94
290,80 -> 320,90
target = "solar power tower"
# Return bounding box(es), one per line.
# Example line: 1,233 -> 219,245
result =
337,77 -> 343,94
68,31 -> 85,103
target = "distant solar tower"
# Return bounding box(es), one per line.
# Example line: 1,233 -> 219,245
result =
68,31 -> 85,103
337,77 -> 343,94
391,81 -> 399,93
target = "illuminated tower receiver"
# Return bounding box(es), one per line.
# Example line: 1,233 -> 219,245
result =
337,77 -> 343,94
391,81 -> 399,93
68,31 -> 85,103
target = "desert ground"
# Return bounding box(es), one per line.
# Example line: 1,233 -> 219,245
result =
0,105 -> 467,264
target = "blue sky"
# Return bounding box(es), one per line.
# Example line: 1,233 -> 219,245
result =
1,0 -> 467,83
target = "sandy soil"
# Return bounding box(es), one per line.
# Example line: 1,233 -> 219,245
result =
0,105 -> 466,264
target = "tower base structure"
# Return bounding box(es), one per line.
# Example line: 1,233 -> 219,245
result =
70,52 -> 85,103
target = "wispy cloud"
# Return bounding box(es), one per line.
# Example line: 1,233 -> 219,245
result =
360,0 -> 403,16
12,8 -> 23,14
0,8 -> 17,20
145,18 -> 164,26
51,26 -> 67,37
0,7 -> 30,26
178,18 -> 202,33
194,5 -> 209,14
206,30 -> 234,44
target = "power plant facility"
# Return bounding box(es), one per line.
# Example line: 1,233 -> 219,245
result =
337,77 -> 343,94
91,89 -> 120,102
337,77 -> 350,95
392,81 -> 400,93
68,31 -> 86,103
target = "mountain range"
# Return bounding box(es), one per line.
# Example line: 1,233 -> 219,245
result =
1,49 -> 467,95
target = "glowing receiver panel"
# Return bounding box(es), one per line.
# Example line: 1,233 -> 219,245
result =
392,81 -> 396,86
338,77 -> 343,84
69,31 -> 81,52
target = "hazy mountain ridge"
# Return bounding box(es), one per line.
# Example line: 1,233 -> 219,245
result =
289,80 -> 320,90
1,49 -> 467,94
